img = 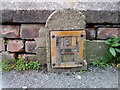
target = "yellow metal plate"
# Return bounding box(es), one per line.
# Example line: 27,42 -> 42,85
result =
51,31 -> 85,68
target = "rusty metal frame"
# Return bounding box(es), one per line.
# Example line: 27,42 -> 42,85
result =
51,31 -> 85,68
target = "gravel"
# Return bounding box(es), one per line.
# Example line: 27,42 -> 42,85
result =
2,65 -> 118,88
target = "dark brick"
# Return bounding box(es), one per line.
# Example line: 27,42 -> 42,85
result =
25,41 -> 36,53
0,25 -> 20,38
86,28 -> 96,40
20,24 -> 44,39
97,28 -> 119,39
7,40 -> 24,52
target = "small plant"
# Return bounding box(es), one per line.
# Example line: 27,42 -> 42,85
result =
105,37 -> 120,64
4,40 -> 8,45
91,57 -> 109,68
1,58 -> 41,72
79,70 -> 86,75
1,60 -> 13,72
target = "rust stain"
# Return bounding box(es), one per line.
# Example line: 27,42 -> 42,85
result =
51,31 -> 85,68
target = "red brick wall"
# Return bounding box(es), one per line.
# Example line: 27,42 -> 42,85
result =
0,24 -> 119,61
0,24 -> 45,61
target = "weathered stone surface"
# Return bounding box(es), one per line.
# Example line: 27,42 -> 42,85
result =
45,9 -> 87,72
2,1 -> 119,11
20,24 -> 44,39
86,28 -> 96,40
118,1 -> 120,24
0,38 -> 4,52
25,41 -> 36,53
97,28 -> 119,39
14,10 -> 54,23
18,54 -> 37,61
1,10 -> 16,23
1,52 -> 14,62
82,10 -> 118,24
7,40 -> 24,52
35,47 -> 46,65
1,10 -> 54,23
0,26 -> 2,38
1,10 -> 119,24
85,40 -> 108,64
118,28 -> 120,37
35,27 -> 48,48
1,0 -> 119,24
45,9 -> 86,30
0,25 -> 20,38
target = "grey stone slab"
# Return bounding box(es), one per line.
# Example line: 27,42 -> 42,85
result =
85,40 -> 109,64
1,10 -> 119,24
118,1 -> 120,24
1,10 -> 16,23
81,10 -> 119,24
1,1 -> 119,24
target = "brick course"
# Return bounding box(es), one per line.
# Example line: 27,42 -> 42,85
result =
97,28 -> 119,39
20,24 -> 44,39
25,41 -> 36,53
7,40 -> 24,52
0,24 -> 119,62
0,25 -> 20,38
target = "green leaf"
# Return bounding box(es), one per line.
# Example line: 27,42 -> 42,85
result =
115,48 -> 120,53
91,62 -> 97,66
105,40 -> 111,45
111,44 -> 120,47
109,47 -> 116,57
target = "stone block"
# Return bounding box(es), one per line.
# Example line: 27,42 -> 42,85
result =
1,52 -> 15,62
97,28 -> 119,39
86,28 -> 96,40
1,10 -> 16,23
0,26 -> 2,38
45,9 -> 86,30
20,24 -> 44,39
35,27 -> 48,48
7,40 -> 24,52
118,28 -> 120,37
0,25 -> 20,38
36,47 -> 46,65
1,7 -> 119,24
82,10 -> 118,24
45,9 -> 87,72
13,10 -> 53,23
0,38 -> 4,52
25,41 -> 36,53
85,40 -> 108,64
18,54 -> 37,61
